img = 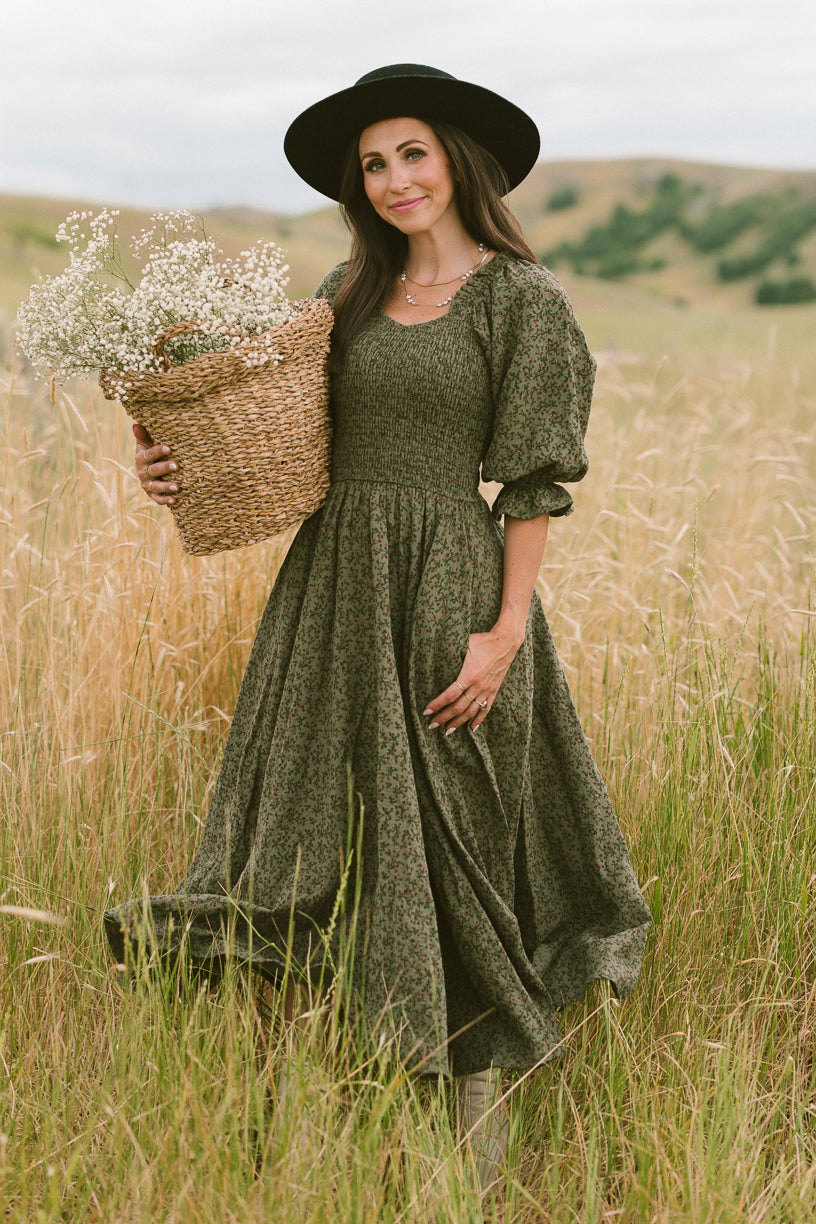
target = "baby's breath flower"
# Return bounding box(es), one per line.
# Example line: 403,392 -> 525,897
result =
17,208 -> 295,397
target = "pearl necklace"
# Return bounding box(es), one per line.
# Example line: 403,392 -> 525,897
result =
400,244 -> 489,307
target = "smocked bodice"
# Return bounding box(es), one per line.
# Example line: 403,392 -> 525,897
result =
330,310 -> 492,497
315,252 -> 596,522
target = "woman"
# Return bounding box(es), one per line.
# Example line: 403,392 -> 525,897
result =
108,64 -> 651,1186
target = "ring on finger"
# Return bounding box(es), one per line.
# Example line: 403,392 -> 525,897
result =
475,698 -> 488,709
453,680 -> 466,694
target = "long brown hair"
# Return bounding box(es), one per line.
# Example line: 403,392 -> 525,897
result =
329,119 -> 538,369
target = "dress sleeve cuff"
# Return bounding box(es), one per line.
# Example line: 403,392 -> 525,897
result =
491,473 -> 575,521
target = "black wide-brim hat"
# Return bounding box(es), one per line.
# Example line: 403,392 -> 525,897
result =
284,63 -> 540,201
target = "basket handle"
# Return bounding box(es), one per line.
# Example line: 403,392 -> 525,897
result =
152,321 -> 245,372
150,300 -> 331,372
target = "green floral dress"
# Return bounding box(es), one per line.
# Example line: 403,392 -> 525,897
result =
105,253 -> 652,1077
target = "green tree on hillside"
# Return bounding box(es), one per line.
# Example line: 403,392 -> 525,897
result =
546,186 -> 579,211
755,276 -> 816,304
717,200 -> 816,281
8,223 -> 59,258
543,173 -> 696,278
684,196 -> 771,252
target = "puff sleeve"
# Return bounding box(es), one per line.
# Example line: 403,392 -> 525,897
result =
312,261 -> 348,305
481,263 -> 595,520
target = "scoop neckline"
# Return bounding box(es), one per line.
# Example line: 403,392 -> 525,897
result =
379,250 -> 507,329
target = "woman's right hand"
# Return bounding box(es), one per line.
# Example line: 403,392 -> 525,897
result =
133,423 -> 179,505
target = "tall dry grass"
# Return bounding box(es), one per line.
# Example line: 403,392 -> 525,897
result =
1,308 -> 815,1221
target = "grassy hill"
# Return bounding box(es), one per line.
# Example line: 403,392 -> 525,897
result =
510,157 -> 816,309
2,157 -> 816,339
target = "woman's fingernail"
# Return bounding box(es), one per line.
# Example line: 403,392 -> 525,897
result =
169,462 -> 178,471
428,721 -> 439,730
422,707 -> 433,717
446,726 -> 457,736
472,724 -> 481,733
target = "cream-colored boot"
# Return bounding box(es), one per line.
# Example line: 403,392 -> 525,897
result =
272,980 -> 320,1116
455,1068 -> 510,1194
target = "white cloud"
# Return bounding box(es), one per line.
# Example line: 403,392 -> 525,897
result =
1,0 -> 814,213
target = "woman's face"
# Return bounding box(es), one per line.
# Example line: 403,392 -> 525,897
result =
358,117 -> 459,235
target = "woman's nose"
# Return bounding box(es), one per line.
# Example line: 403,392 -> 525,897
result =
388,163 -> 412,192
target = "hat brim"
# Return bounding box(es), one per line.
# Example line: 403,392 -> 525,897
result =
284,74 -> 540,201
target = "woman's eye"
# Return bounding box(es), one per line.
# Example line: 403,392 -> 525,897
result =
405,149 -> 424,161
364,159 -> 384,173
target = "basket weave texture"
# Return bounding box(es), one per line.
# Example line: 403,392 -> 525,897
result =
100,298 -> 334,555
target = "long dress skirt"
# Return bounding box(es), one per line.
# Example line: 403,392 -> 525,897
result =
105,254 -> 652,1076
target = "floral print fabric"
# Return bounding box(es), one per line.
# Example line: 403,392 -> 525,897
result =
105,254 -> 651,1076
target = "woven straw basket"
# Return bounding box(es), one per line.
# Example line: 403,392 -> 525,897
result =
100,298 -> 334,555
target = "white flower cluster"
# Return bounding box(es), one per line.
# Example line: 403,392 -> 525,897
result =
17,209 -> 294,400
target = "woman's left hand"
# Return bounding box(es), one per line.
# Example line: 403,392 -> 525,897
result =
423,625 -> 525,734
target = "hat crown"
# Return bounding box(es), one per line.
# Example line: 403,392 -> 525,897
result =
354,64 -> 457,87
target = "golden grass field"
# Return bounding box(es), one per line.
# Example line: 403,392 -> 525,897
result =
0,254 -> 815,1220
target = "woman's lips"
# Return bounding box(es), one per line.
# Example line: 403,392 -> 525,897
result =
390,197 -> 426,213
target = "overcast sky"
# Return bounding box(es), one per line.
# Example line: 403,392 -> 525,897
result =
2,0 -> 814,215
